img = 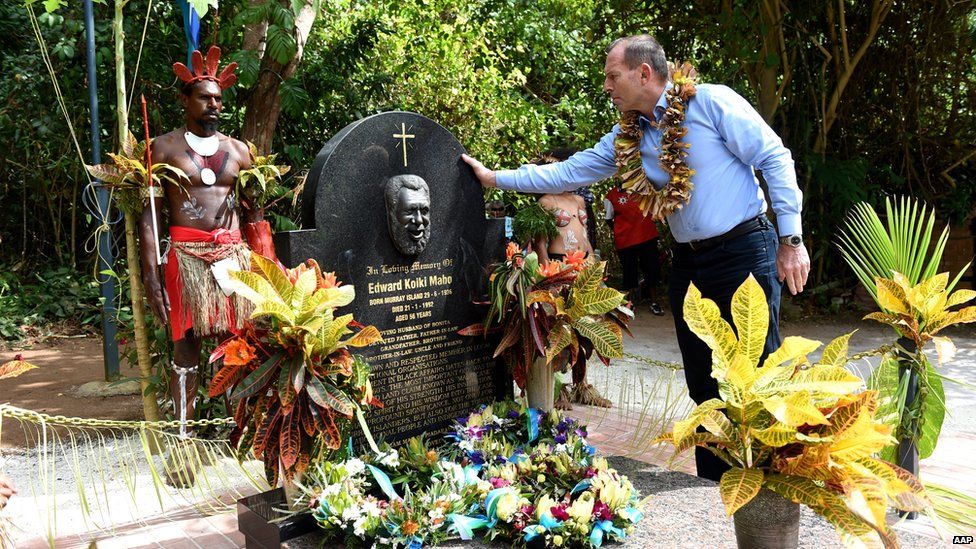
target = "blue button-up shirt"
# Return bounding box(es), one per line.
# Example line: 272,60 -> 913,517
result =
495,84 -> 802,243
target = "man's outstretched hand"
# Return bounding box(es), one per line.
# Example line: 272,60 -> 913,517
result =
776,243 -> 811,296
461,154 -> 497,188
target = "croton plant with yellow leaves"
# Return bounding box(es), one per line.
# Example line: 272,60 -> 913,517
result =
657,275 -> 932,547
211,254 -> 384,485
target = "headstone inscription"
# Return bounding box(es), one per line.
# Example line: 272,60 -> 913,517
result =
274,111 -> 508,443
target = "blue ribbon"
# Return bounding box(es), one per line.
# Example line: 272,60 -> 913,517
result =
484,487 -> 507,521
571,479 -> 591,495
447,514 -> 491,540
526,408 -> 540,443
621,506 -> 643,523
407,535 -> 424,549
589,520 -> 626,547
523,513 -> 563,542
366,464 -> 400,501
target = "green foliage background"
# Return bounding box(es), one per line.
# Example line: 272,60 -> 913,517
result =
1,0 -> 975,335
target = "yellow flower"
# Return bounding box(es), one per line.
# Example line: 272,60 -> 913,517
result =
553,535 -> 564,546
568,491 -> 595,522
535,494 -> 555,521
592,457 -> 609,472
496,490 -> 520,522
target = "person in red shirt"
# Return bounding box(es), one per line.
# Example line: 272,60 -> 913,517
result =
604,186 -> 665,315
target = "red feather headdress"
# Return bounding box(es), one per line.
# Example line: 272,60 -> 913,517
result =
173,46 -> 238,90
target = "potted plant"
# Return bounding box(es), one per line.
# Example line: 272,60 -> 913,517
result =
464,243 -> 631,411
837,196 -> 974,478
213,254 -> 383,503
657,275 -> 932,548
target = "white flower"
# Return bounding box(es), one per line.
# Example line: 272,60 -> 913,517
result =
345,458 -> 366,476
319,483 -> 341,499
555,443 -> 567,454
341,505 -> 362,523
362,498 -> 382,518
378,449 -> 400,468
353,515 -> 368,537
458,439 -> 475,452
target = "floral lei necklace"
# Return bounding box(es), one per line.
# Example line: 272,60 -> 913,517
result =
613,62 -> 697,220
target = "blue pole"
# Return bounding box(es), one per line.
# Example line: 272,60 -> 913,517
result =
84,0 -> 120,380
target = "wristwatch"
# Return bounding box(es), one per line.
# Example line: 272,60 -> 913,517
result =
779,234 -> 803,248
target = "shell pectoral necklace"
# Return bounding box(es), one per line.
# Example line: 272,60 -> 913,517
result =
184,130 -> 221,185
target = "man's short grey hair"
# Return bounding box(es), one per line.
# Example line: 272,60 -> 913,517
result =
384,174 -> 429,209
606,35 -> 668,82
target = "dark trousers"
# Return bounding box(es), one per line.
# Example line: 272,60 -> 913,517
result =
667,220 -> 782,481
617,238 -> 660,296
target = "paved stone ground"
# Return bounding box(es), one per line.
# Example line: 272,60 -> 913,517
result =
10,307 -> 976,547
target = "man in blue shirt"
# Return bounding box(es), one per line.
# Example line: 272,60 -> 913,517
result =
462,34 -> 810,481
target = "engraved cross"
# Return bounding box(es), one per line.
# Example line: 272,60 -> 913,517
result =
392,123 -> 415,167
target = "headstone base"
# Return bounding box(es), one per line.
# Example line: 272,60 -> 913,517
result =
237,488 -> 317,549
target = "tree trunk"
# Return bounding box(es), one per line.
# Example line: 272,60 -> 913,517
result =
242,0 -> 268,58
241,0 -> 318,154
115,0 -> 161,425
813,0 -> 892,153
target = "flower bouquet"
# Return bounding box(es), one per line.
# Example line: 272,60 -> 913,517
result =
464,243 -> 632,410
297,400 -> 646,548
213,254 -> 383,487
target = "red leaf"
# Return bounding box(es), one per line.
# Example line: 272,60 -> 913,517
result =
493,316 -> 523,358
528,308 -> 546,356
252,402 -> 280,458
209,362 -> 244,397
209,336 -> 236,364
279,410 -> 301,469
321,409 -> 341,450
233,398 -> 248,428
458,324 -> 485,337
301,401 -> 315,437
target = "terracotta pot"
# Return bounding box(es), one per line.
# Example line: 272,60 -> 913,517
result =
525,356 -> 556,412
733,488 -> 799,549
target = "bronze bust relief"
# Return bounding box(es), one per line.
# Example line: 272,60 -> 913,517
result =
384,174 -> 431,256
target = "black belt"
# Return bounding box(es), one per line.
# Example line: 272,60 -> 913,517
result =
677,216 -> 768,252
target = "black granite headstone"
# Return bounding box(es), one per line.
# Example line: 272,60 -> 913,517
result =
275,111 -> 508,444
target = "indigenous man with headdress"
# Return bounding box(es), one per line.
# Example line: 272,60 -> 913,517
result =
140,46 -> 276,437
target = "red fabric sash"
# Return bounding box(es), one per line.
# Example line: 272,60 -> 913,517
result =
165,227 -> 243,341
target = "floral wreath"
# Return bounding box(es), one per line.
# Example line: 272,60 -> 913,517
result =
613,62 -> 697,221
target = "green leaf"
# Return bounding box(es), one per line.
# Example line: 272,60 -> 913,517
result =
306,376 -> 354,417
580,286 -> 626,315
916,359 -> 946,459
571,318 -> 622,358
231,352 -> 283,400
266,24 -> 298,64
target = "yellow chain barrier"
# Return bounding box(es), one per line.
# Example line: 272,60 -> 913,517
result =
623,344 -> 892,371
0,404 -> 236,430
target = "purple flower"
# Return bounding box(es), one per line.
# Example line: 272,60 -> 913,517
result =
575,427 -> 587,438
494,455 -> 507,464
469,451 -> 484,465
554,433 -> 567,444
507,410 -> 520,419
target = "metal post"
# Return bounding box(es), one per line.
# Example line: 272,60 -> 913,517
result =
896,336 -> 919,519
84,0 -> 120,380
